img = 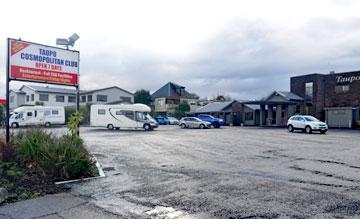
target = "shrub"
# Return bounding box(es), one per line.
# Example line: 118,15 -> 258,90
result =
0,136 -> 16,162
356,120 -> 360,128
67,112 -> 84,137
65,104 -> 91,124
15,129 -> 97,180
0,104 -> 4,124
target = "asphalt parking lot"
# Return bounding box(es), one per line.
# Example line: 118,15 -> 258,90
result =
6,126 -> 360,218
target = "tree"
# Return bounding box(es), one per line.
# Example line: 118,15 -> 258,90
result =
173,103 -> 190,118
134,89 -> 151,105
67,112 -> 84,138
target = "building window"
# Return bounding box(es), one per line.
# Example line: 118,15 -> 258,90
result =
31,94 -> 34,101
39,94 -> 49,101
335,84 -> 350,93
81,96 -> 86,102
68,96 -> 76,103
56,95 -> 65,102
88,95 -> 92,102
10,96 -> 14,103
97,95 -> 107,102
98,109 -> 106,115
245,112 -> 254,121
120,96 -> 131,103
26,95 -> 29,102
157,99 -> 164,106
305,82 -> 313,98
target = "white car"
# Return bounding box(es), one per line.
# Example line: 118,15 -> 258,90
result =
167,117 -> 179,125
287,115 -> 328,134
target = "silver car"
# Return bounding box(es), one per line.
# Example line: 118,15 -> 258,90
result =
179,117 -> 212,129
167,116 -> 179,125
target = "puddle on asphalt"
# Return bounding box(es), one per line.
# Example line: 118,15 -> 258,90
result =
146,206 -> 193,219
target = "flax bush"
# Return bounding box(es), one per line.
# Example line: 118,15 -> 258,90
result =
15,129 -> 97,180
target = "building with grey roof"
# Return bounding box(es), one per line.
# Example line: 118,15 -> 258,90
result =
242,90 -> 304,126
9,85 -> 134,110
151,82 -> 199,116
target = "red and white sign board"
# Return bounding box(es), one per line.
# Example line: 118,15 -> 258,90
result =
9,39 -> 79,86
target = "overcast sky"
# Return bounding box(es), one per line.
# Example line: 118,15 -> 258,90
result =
1,0 -> 360,100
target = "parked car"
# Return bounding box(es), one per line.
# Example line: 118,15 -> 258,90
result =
287,115 -> 328,134
155,116 -> 169,125
196,114 -> 224,128
167,117 -> 179,125
179,117 -> 212,129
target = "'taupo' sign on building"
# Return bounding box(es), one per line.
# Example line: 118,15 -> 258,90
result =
9,39 -> 79,86
336,74 -> 360,84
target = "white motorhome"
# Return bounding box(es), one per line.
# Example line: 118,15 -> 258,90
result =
90,104 -> 158,131
10,106 -> 65,128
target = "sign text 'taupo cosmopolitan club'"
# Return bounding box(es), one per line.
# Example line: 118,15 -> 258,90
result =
9,39 -> 79,86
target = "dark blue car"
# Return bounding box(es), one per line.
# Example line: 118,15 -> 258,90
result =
196,114 -> 224,128
155,116 -> 169,125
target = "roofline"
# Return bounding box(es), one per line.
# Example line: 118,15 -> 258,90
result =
263,91 -> 290,101
195,100 -> 237,113
20,85 -> 34,91
169,81 -> 185,88
80,86 -> 134,95
291,73 -> 323,79
240,100 -> 301,105
20,85 -> 76,95
291,70 -> 360,79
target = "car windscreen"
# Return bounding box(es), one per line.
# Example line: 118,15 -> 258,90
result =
304,116 -> 319,122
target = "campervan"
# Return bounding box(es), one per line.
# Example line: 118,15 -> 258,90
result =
10,106 -> 65,128
90,104 -> 158,130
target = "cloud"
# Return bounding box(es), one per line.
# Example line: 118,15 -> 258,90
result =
2,17 -> 360,102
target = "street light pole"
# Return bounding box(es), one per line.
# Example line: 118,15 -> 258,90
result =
56,34 -> 80,137
5,38 -> 10,143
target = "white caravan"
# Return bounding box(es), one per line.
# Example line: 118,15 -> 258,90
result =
90,104 -> 158,131
10,106 -> 65,128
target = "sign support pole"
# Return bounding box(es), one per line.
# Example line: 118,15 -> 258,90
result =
6,38 -> 10,143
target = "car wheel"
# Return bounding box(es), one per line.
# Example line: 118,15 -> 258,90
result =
199,124 -> 205,129
288,125 -> 294,132
305,126 -> 312,134
11,122 -> 19,128
45,122 -> 51,127
320,130 -> 327,134
180,123 -> 186,129
107,124 -> 114,130
144,124 -> 151,131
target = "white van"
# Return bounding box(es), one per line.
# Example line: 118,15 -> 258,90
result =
10,106 -> 65,128
90,104 -> 158,131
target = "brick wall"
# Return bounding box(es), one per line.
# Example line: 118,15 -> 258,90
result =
290,71 -> 360,120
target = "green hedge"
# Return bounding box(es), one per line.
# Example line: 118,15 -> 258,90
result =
356,120 -> 360,128
15,129 -> 97,180
65,104 -> 91,124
